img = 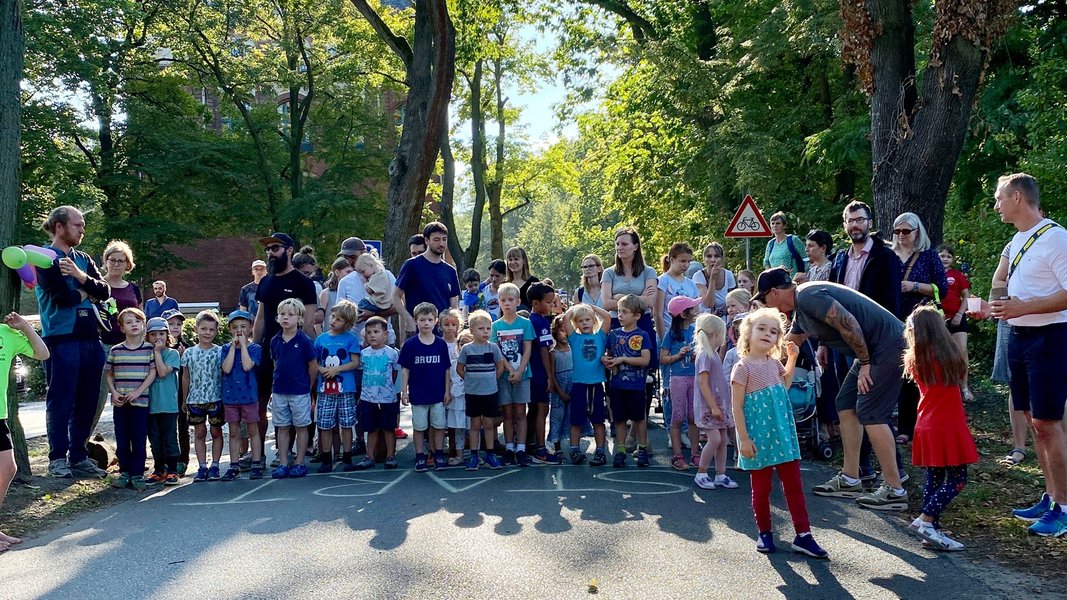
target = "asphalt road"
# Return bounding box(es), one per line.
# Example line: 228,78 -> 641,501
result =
3,421 -> 1049,599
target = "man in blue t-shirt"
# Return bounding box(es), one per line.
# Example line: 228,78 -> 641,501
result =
393,222 -> 460,338
145,280 -> 180,319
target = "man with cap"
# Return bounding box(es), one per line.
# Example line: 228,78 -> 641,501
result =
238,259 -> 268,320
754,267 -> 909,511
252,233 -> 318,451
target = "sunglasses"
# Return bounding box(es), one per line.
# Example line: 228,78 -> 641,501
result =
265,244 -> 284,253
893,228 -> 915,236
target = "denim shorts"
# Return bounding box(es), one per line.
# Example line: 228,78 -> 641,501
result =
991,319 -> 1011,384
1009,323 -> 1067,421
271,393 -> 312,427
498,377 -> 530,406
411,402 -> 446,431
317,393 -> 357,429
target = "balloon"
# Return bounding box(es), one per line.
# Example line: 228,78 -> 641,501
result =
23,244 -> 57,260
23,247 -> 54,269
2,246 -> 27,269
15,263 -> 36,288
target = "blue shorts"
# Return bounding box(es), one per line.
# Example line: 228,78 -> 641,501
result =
187,402 -> 225,427
570,382 -> 606,426
609,386 -> 646,423
1008,323 -> 1067,421
358,401 -> 400,433
498,377 -> 530,406
317,393 -> 357,429
530,380 -> 550,404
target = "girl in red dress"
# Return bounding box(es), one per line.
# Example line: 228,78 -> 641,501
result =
904,306 -> 979,551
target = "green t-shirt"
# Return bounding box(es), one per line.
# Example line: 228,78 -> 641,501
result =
149,348 -> 181,414
0,325 -> 33,421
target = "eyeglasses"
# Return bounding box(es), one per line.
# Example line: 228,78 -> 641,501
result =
581,264 -> 598,269
844,217 -> 869,225
893,228 -> 915,236
106,258 -> 127,264
265,245 -> 283,253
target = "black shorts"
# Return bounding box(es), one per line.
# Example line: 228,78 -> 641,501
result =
466,393 -> 501,419
0,420 -> 11,453
187,402 -> 225,427
530,381 -> 550,404
609,387 -> 646,424
358,401 -> 400,432
1009,323 -> 1067,421
571,383 -> 607,425
946,314 -> 969,334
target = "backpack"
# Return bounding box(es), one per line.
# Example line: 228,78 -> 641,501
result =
768,235 -> 807,273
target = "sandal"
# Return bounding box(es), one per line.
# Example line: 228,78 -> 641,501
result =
671,455 -> 688,471
998,448 -> 1026,466
895,434 -> 910,445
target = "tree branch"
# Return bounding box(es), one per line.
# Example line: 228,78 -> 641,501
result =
578,0 -> 658,43
348,0 -> 414,67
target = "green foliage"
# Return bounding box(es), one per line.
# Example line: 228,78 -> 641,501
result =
180,312 -> 232,347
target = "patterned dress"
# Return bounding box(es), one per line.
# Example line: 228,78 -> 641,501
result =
731,355 -> 801,471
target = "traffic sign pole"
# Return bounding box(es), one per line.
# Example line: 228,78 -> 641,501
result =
745,239 -> 751,272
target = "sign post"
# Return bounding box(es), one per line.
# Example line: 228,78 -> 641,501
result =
724,195 -> 772,272
364,240 -> 383,257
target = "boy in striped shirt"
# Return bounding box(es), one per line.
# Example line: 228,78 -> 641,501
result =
104,308 -> 156,490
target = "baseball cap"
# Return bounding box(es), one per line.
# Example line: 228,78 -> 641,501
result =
338,237 -> 367,257
251,259 -> 267,269
259,232 -> 295,248
667,295 -> 703,317
146,317 -> 168,333
227,309 -> 254,324
160,308 -> 185,322
752,267 -> 793,303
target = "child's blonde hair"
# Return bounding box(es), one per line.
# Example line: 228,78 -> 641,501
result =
194,310 -> 220,327
467,310 -> 492,329
726,288 -> 753,309
694,313 -> 725,355
277,298 -> 305,318
457,329 -> 474,347
736,308 -> 787,359
618,294 -> 645,315
330,300 -> 358,328
355,253 -> 383,272
567,304 -> 596,330
440,308 -> 462,327
498,282 -> 520,300
117,307 -> 147,329
413,301 -> 438,319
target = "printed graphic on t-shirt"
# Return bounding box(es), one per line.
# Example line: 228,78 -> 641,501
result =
497,327 -> 524,370
581,337 -> 599,363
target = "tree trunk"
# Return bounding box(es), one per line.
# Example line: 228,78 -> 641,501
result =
438,121 -> 464,273
487,53 -> 506,260
0,0 -> 31,480
464,59 -> 487,270
849,0 -> 1013,243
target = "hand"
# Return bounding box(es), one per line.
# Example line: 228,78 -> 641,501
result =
951,313 -> 963,326
559,392 -> 571,403
4,312 -> 30,331
603,357 -> 619,369
793,271 -> 809,284
816,345 -> 829,369
739,438 -> 757,459
237,333 -> 247,347
679,345 -> 691,356
444,391 -> 452,406
153,337 -> 167,351
324,367 -> 340,379
507,370 -> 520,384
400,392 -> 410,406
990,297 -> 1026,321
966,299 -> 991,320
784,341 -> 799,360
58,257 -> 86,282
711,407 -> 723,420
111,393 -> 125,406
857,363 -> 873,395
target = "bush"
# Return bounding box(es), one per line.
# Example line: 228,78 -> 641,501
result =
180,312 -> 232,347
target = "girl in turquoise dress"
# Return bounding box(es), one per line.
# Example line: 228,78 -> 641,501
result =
731,308 -> 827,559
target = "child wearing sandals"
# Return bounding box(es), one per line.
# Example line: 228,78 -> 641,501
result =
692,313 -> 738,490
660,296 -> 701,470
904,306 -> 978,551
731,308 -> 827,558
441,309 -> 469,466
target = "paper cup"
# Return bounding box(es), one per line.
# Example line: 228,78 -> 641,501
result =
966,297 -> 982,313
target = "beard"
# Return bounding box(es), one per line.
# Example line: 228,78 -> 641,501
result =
267,254 -> 287,275
848,228 -> 869,243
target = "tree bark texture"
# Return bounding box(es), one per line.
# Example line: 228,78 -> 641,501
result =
844,0 -> 1016,242
1,0 -> 32,480
464,58 -> 487,270
487,53 -> 505,261
438,121 -> 464,273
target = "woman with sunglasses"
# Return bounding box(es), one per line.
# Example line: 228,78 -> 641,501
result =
891,212 -> 949,445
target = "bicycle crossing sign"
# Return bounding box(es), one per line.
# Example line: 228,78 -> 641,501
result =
724,195 -> 772,238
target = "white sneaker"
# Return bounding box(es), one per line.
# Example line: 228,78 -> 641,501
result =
694,473 -> 716,490
714,475 -> 739,489
49,458 -> 73,478
908,518 -> 941,544
922,530 -> 965,551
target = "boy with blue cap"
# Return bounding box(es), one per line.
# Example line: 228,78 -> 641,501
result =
221,309 -> 264,480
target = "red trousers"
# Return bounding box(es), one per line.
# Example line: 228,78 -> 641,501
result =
750,460 -> 811,535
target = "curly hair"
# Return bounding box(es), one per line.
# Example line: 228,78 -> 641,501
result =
736,308 -> 787,360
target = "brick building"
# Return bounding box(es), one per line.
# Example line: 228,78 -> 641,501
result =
156,236 -> 262,313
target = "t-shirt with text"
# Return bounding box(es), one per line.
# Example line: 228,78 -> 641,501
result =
399,335 -> 451,405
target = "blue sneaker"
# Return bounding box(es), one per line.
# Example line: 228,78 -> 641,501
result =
590,450 -> 607,467
613,452 -> 627,468
1029,504 -> 1067,537
485,452 -> 503,470
466,453 -> 480,471
289,464 -> 308,478
415,453 -> 430,473
433,453 -> 448,471
544,451 -> 564,465
271,465 -> 290,479
193,466 -> 209,482
791,533 -> 829,559
516,450 -> 529,467
503,449 -> 516,466
1014,493 -> 1052,523
636,448 -> 650,468
207,465 -> 221,481
756,531 -> 776,553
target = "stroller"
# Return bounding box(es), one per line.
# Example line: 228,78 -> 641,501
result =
789,340 -> 835,460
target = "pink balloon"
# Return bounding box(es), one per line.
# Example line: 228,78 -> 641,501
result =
23,244 -> 57,260
15,263 -> 36,288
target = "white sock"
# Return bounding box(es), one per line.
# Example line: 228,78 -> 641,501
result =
841,474 -> 860,485
517,443 -> 526,452
506,443 -> 515,451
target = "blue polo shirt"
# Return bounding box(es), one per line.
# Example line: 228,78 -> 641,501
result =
221,342 -> 262,405
398,335 -> 451,405
270,331 -> 316,395
394,255 -> 461,314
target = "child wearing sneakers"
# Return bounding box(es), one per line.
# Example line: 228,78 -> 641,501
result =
400,302 -> 453,472
491,283 -> 535,466
270,299 -> 318,479
692,313 -> 738,491
182,310 -> 224,482
604,295 -> 652,468
313,300 -> 363,473
731,308 -> 827,558
161,308 -> 191,476
145,318 -> 181,486
359,317 -> 401,469
441,309 -> 468,466
562,302 -> 612,466
660,295 -> 701,471
220,310 -> 264,481
528,283 -> 564,464
457,310 -> 505,470
105,308 -> 157,491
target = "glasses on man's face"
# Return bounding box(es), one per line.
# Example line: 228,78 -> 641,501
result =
265,245 -> 283,253
893,228 -> 915,236
845,217 -> 869,225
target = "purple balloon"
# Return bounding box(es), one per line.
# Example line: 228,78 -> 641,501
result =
15,262 -> 36,286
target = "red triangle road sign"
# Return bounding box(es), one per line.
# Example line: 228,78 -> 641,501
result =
724,195 -> 772,238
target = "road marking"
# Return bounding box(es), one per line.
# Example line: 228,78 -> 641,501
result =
313,470 -> 413,497
172,479 -> 293,506
507,469 -> 691,495
427,468 -> 520,493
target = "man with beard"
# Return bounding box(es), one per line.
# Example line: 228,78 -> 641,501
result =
252,233 -> 318,450
393,222 -> 461,337
145,280 -> 179,319
238,259 -> 268,320
829,200 -> 902,318
35,206 -> 111,478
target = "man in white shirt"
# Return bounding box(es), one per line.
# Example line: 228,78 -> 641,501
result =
987,173 -> 1067,537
